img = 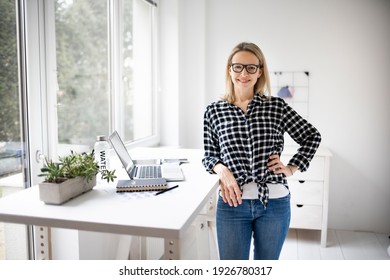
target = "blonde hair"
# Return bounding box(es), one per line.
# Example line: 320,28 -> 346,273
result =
223,42 -> 271,103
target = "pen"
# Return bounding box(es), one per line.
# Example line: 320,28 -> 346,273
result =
155,185 -> 179,196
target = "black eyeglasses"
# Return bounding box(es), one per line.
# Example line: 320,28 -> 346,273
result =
230,63 -> 261,74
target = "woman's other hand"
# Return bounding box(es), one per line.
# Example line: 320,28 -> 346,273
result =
213,163 -> 242,207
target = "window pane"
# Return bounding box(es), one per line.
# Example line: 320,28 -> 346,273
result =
55,0 -> 109,148
122,0 -> 154,142
0,0 -> 28,260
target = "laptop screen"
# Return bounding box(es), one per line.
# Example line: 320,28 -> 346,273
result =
108,131 -> 135,173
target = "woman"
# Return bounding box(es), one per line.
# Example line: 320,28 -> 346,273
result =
202,42 -> 321,260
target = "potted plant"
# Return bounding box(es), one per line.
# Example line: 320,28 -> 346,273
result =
38,150 -> 116,205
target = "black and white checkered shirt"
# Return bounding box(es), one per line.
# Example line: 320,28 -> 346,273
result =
202,94 -> 321,206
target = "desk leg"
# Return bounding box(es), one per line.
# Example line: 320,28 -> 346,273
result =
320,229 -> 328,248
163,238 -> 180,260
116,235 -> 133,259
33,226 -> 51,260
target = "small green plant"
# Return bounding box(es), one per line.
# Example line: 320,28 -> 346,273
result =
39,150 -> 116,183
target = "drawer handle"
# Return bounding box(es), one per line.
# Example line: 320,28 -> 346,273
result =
296,204 -> 304,208
298,180 -> 305,183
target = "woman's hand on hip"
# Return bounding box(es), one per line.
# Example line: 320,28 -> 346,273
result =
213,163 -> 242,207
267,154 -> 297,177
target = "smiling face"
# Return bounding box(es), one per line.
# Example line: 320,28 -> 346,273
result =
229,51 -> 262,94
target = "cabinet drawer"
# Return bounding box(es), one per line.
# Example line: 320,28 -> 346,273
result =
281,156 -> 325,181
288,181 -> 323,205
290,204 -> 322,230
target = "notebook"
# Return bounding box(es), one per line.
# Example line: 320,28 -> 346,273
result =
116,178 -> 167,193
108,130 -> 185,182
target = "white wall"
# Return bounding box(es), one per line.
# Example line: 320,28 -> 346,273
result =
158,0 -> 180,147
159,0 -> 390,233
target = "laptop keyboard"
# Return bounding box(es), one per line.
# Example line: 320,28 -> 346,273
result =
139,165 -> 162,178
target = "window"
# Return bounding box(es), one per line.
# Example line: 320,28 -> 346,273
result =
0,0 -> 158,259
51,0 -> 157,155
55,0 -> 110,147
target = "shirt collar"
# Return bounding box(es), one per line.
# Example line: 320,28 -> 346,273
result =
252,93 -> 264,104
246,93 -> 263,111
222,93 -> 264,111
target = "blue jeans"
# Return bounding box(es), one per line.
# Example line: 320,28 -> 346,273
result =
216,194 -> 291,260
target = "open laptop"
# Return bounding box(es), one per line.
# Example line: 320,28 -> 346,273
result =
108,130 -> 185,182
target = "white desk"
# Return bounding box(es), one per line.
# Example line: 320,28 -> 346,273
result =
0,148 -> 219,260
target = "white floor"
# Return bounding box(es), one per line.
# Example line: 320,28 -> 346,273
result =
279,228 -> 390,260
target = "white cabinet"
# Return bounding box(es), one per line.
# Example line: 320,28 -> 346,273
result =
282,146 -> 332,247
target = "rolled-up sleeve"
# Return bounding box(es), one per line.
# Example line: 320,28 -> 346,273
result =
283,102 -> 322,172
202,105 -> 221,174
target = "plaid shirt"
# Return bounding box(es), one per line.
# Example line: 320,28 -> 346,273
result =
202,94 -> 321,206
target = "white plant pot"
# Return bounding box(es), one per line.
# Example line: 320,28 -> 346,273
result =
39,176 -> 96,205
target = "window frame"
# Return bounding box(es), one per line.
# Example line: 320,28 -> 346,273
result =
23,0 -> 159,260
42,0 -> 159,159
